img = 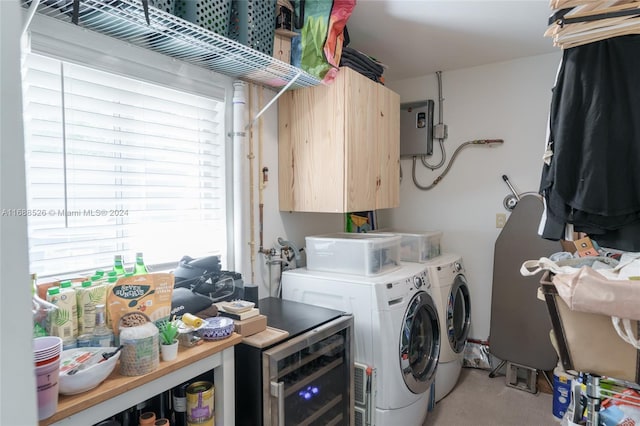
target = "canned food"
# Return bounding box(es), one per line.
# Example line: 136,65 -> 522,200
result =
186,381 -> 214,425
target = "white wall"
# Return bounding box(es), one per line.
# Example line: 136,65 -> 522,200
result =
378,52 -> 562,339
242,85 -> 343,298
1,0 -> 39,424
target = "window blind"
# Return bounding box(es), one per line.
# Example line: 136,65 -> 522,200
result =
22,53 -> 227,277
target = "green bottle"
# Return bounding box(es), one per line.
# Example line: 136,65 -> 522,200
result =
113,255 -> 126,276
32,273 -> 47,337
134,252 -> 149,275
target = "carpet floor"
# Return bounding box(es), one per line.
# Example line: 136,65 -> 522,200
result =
423,367 -> 558,426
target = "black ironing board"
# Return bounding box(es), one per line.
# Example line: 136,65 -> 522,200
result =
489,194 -> 560,371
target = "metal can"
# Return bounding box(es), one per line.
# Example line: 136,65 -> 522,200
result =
186,381 -> 214,426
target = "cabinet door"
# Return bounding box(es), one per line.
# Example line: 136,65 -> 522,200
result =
376,85 -> 400,209
344,68 -> 378,212
278,78 -> 346,212
278,68 -> 400,213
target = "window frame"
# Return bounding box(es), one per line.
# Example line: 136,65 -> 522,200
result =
24,14 -> 236,277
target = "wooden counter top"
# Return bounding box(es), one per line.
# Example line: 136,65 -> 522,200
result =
40,333 -> 242,426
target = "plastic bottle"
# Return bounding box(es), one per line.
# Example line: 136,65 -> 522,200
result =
91,274 -> 104,284
47,286 -> 76,348
113,254 -> 126,276
92,304 -> 114,347
134,252 -> 149,275
32,272 -> 56,338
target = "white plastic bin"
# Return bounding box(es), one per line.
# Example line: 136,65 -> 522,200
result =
305,232 -> 401,276
373,230 -> 442,263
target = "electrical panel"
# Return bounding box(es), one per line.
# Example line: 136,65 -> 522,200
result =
400,100 -> 434,157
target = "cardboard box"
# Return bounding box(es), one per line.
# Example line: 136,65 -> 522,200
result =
234,314 -> 267,337
573,236 -> 598,257
560,232 -> 588,254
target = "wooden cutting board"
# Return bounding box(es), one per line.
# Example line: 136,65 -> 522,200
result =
241,326 -> 289,348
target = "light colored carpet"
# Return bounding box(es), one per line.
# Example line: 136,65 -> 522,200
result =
423,368 -> 558,426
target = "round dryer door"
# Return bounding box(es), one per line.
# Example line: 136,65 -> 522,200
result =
399,291 -> 440,394
447,274 -> 471,353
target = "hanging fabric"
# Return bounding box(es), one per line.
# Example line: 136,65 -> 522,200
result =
291,0 -> 356,83
538,34 -> 640,251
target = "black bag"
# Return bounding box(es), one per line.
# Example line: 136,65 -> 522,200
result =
173,255 -> 221,290
172,255 -> 243,309
170,287 -> 216,318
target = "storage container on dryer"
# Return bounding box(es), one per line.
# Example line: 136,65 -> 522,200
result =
305,232 -> 401,276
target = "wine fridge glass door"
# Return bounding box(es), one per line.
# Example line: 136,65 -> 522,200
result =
263,315 -> 354,426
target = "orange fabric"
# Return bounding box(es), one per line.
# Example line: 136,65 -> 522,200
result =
322,0 -> 356,83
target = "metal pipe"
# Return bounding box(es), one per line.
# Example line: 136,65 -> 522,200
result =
437,70 -> 444,125
502,174 -> 521,200
586,375 -> 601,426
421,71 -> 446,170
412,139 -> 504,191
232,81 -> 247,274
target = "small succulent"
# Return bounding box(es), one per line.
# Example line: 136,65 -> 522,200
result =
157,319 -> 179,345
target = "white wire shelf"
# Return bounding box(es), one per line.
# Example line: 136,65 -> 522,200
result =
22,0 -> 322,90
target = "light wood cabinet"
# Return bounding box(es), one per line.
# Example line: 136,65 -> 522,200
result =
278,67 -> 400,213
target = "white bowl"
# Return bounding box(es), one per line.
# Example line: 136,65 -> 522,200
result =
59,347 -> 120,395
197,317 -> 235,341
219,300 -> 255,314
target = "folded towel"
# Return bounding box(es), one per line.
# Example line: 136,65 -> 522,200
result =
340,46 -> 385,75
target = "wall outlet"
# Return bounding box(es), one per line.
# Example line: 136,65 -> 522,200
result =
496,213 -> 507,228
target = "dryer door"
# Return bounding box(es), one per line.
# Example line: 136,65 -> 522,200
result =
448,274 -> 471,354
399,291 -> 440,394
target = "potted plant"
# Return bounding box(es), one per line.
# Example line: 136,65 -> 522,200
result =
157,318 -> 179,361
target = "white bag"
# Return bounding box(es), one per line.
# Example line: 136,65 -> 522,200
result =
520,256 -> 617,277
612,317 -> 640,349
522,255 -> 640,349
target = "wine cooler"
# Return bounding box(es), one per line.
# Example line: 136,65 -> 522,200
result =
235,297 -> 354,426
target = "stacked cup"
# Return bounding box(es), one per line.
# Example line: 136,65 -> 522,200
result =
33,336 -> 63,420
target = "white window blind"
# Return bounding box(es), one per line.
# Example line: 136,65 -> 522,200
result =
22,53 -> 228,277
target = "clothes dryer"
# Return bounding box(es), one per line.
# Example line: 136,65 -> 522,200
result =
424,253 -> 471,402
282,262 -> 441,426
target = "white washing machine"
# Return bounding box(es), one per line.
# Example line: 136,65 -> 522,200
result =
282,262 -> 440,426
424,253 -> 471,402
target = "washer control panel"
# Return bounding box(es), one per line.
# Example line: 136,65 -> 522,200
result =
431,255 -> 465,284
383,269 -> 431,300
413,270 -> 429,290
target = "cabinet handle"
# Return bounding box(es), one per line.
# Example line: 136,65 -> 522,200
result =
270,380 -> 285,426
